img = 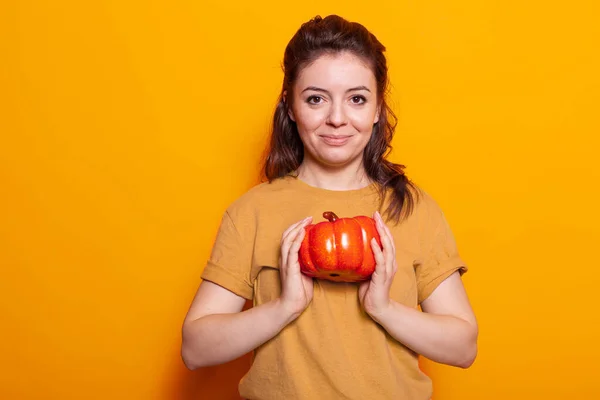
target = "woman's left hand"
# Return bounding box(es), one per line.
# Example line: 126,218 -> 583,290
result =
358,211 -> 397,321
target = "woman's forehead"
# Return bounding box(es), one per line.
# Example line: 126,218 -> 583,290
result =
295,52 -> 376,92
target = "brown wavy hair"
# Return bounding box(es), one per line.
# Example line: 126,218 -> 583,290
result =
262,15 -> 420,224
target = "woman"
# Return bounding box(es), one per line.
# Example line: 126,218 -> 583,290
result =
182,14 -> 478,400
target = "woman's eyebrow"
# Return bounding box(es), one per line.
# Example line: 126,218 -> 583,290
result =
301,85 -> 372,94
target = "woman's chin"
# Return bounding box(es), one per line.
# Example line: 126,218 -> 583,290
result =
315,152 -> 361,168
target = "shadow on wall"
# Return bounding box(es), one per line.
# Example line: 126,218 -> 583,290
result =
168,300 -> 253,400
174,354 -> 252,400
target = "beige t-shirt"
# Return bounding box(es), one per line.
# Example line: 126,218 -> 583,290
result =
201,175 -> 468,400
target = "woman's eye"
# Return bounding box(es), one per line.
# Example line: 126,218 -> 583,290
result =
307,96 -> 323,105
350,95 -> 366,104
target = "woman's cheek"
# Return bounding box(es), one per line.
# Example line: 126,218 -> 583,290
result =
349,109 -> 376,132
297,106 -> 328,130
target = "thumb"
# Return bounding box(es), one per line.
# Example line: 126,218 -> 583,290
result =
358,280 -> 368,299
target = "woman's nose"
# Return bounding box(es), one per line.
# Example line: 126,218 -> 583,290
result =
326,103 -> 348,127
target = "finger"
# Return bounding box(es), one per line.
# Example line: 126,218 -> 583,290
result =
292,216 -> 313,238
284,217 -> 312,251
382,218 -> 396,258
371,237 -> 386,282
380,230 -> 394,279
278,258 -> 285,280
373,211 -> 386,239
374,213 -> 393,256
280,221 -> 300,270
281,217 -> 308,261
374,212 -> 395,278
287,226 -> 307,276
281,217 -> 312,268
281,218 -> 306,246
375,211 -> 396,256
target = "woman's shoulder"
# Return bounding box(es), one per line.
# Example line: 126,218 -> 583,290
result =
224,176 -> 298,218
407,184 -> 455,229
385,181 -> 446,225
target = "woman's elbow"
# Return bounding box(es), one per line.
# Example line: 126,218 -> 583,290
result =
457,324 -> 478,369
181,324 -> 206,371
457,342 -> 478,369
181,340 -> 201,371
181,352 -> 196,371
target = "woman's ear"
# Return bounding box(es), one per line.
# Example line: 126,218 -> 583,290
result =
283,90 -> 295,122
374,104 -> 381,124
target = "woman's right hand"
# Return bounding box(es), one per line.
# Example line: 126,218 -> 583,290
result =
278,216 -> 314,319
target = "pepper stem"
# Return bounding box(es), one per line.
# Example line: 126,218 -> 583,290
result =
323,211 -> 339,222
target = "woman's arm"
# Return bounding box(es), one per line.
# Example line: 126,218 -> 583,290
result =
181,281 -> 297,370
367,271 -> 478,368
181,216 -> 314,370
359,211 -> 478,368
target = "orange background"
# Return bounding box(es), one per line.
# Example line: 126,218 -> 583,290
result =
1,1 -> 599,399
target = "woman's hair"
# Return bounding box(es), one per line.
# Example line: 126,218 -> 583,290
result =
262,14 -> 420,224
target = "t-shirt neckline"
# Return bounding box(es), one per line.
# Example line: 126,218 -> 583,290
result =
285,174 -> 379,197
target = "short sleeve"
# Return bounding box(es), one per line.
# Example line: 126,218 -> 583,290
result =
415,195 -> 468,304
201,210 -> 254,300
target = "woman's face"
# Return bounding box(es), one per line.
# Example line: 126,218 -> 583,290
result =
287,51 -> 380,169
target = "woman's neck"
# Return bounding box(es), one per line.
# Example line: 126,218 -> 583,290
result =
295,159 -> 371,191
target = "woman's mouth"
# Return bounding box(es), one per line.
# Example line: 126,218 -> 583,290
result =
320,135 -> 352,146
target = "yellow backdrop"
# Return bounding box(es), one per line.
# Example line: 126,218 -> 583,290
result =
1,1 -> 599,399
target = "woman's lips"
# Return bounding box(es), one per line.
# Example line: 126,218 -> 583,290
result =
320,135 -> 352,146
